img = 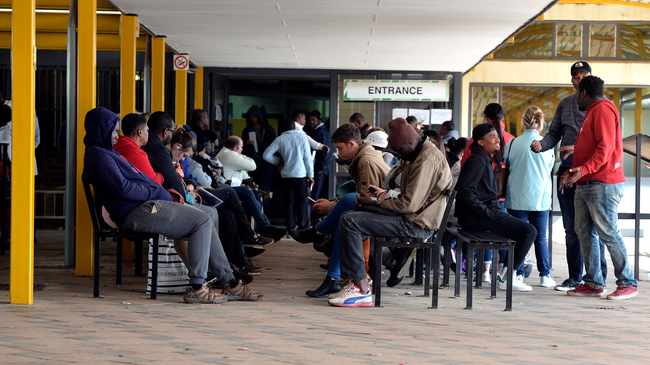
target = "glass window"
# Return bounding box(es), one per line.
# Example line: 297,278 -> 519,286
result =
470,86 -> 499,127
494,23 -> 554,59
589,23 -> 616,58
618,23 -> 650,59
556,23 -> 582,58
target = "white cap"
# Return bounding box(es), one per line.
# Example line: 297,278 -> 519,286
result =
364,130 -> 389,149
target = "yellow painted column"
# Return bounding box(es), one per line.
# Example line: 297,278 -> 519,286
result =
10,0 -> 36,305
194,66 -> 204,110
151,36 -> 166,112
120,14 -> 138,117
175,69 -> 188,125
75,0 -> 97,276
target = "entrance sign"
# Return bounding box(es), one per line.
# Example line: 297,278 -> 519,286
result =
173,54 -> 190,71
343,79 -> 449,102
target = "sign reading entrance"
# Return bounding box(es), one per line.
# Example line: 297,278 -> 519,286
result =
173,54 -> 190,71
343,79 -> 449,102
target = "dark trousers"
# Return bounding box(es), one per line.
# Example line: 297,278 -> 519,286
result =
340,211 -> 430,283
283,177 -> 309,230
233,185 -> 270,228
210,185 -> 256,242
310,171 -> 328,200
461,211 -> 537,274
557,164 -> 607,282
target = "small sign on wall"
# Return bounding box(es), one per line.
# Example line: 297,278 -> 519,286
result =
343,79 -> 450,102
173,54 -> 190,71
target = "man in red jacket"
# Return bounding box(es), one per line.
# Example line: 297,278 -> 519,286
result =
114,113 -> 165,186
562,76 -> 638,300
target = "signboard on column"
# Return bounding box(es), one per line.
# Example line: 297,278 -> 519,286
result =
343,79 -> 449,102
173,54 -> 190,71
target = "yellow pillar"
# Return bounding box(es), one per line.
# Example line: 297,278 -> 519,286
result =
120,14 -> 138,117
10,0 -> 36,305
194,66 -> 204,110
175,69 -> 188,125
151,36 -> 166,112
75,0 -> 97,276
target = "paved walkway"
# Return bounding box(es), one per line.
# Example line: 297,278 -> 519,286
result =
0,233 -> 649,365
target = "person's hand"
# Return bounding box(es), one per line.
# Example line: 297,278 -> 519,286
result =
171,144 -> 183,163
307,178 -> 314,191
368,184 -> 386,199
357,196 -> 379,206
313,199 -> 335,215
530,140 -> 542,153
559,145 -> 575,160
560,166 -> 582,191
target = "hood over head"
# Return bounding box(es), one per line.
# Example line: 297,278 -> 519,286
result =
84,107 -> 119,149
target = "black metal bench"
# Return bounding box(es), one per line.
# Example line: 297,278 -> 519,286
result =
371,191 -> 456,308
447,227 -> 516,311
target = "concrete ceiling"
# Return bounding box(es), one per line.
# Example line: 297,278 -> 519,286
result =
111,0 -> 555,72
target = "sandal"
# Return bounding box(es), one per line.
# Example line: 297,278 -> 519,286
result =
223,281 -> 264,301
183,285 -> 227,304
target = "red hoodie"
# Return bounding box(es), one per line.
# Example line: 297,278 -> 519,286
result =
113,136 -> 165,186
572,99 -> 624,184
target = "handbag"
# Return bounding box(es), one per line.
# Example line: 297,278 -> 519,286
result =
146,235 -> 190,295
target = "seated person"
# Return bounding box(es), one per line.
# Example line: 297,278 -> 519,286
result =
291,124 -> 389,297
82,107 -> 261,303
114,113 -> 164,185
217,136 -> 257,186
328,118 -> 453,307
454,123 -> 536,292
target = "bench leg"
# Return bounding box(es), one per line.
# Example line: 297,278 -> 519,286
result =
431,242 -> 440,309
424,247 -> 431,297
414,249 -> 423,285
135,240 -> 144,276
373,241 -> 382,307
465,245 -> 473,310
116,237 -> 123,286
454,241 -> 462,297
491,248 -> 498,298
93,235 -> 101,298
476,248 -> 484,289
506,246 -> 514,311
442,241 -> 451,287
150,237 -> 159,300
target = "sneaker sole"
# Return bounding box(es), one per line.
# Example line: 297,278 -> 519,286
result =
566,291 -> 604,298
554,286 -> 574,292
607,292 -> 638,300
328,300 -> 373,308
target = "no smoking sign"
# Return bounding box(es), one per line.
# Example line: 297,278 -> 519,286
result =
173,54 -> 190,71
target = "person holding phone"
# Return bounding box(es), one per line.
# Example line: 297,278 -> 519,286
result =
290,123 -> 390,298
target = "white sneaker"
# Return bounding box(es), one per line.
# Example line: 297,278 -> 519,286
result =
540,275 -> 556,288
498,273 -> 533,292
482,270 -> 491,284
328,282 -> 373,307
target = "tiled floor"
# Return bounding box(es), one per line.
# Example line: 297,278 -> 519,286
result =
0,233 -> 649,365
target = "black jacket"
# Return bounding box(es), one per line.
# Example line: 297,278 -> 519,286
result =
143,134 -> 186,196
454,149 -> 499,227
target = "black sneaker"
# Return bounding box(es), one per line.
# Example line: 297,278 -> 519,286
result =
244,245 -> 266,258
258,225 -> 287,241
306,276 -> 342,298
250,235 -> 273,246
289,226 -> 323,244
554,278 -> 580,292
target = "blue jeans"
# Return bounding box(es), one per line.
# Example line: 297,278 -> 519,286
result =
233,185 -> 270,228
316,193 -> 357,280
557,163 -> 607,282
574,183 -> 636,288
509,210 -> 551,276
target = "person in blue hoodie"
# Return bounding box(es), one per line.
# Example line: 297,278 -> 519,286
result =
82,107 -> 261,304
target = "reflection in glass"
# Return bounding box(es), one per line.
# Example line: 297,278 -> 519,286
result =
589,23 -> 616,58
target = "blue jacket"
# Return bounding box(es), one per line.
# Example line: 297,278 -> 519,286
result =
306,123 -> 333,175
263,129 -> 314,178
83,107 -> 171,225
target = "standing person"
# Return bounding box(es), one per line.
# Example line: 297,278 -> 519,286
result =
455,123 -> 537,292
263,120 -> 313,230
531,61 -> 606,292
305,110 -> 333,199
563,76 -> 638,300
241,106 -> 276,191
440,120 -> 460,145
349,112 -> 371,138
188,109 -> 219,154
506,106 -> 556,288
293,110 -> 329,153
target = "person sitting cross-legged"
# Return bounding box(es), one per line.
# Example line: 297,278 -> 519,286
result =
83,107 -> 262,303
455,123 -> 537,292
291,123 -> 390,297
328,118 -> 453,308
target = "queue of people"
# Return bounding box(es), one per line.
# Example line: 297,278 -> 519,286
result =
81,60 -> 638,308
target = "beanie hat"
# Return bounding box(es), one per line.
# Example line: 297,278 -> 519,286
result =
471,123 -> 496,142
364,130 -> 389,149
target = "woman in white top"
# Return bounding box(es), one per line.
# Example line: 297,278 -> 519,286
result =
216,136 -> 257,186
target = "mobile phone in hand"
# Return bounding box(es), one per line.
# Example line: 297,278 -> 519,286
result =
307,196 -> 317,203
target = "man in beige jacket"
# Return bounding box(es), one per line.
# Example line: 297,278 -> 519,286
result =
329,118 -> 453,308
291,123 -> 390,298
